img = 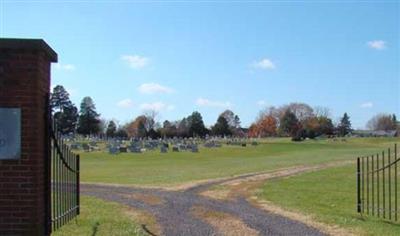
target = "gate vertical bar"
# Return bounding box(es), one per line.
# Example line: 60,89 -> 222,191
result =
395,144 -> 398,221
57,121 -> 61,229
52,119 -> 56,230
383,150 -> 386,219
57,120 -> 60,230
69,149 -> 72,221
70,150 -> 73,220
357,158 -> 361,213
61,139 -> 65,226
377,153 -> 380,217
362,156 -> 365,213
67,148 -> 70,222
372,155 -> 375,216
367,155 -> 369,214
51,124 -> 54,230
63,142 -> 67,225
388,148 -> 392,220
77,154 -> 80,215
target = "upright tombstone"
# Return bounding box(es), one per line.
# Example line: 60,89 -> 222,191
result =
119,146 -> 128,153
191,144 -> 199,153
109,146 -> 119,155
160,146 -> 168,153
0,39 -> 57,235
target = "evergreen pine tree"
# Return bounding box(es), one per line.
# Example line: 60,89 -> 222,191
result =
338,112 -> 352,136
106,121 -> 117,138
77,97 -> 100,135
188,111 -> 208,137
212,116 -> 232,136
50,85 -> 78,134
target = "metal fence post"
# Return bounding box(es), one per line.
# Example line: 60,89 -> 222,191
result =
76,154 -> 80,215
357,157 -> 362,213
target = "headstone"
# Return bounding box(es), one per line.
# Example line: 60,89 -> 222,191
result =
70,143 -> 81,150
160,146 -> 168,153
191,144 -> 199,153
129,146 -> 142,153
109,146 -> 119,155
89,141 -> 97,147
179,144 -> 187,150
82,143 -> 91,152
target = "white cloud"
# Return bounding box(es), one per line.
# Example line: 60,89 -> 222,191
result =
138,83 -> 173,94
257,100 -> 267,106
121,55 -> 149,69
360,102 -> 373,108
196,98 -> 232,108
117,99 -> 134,108
252,58 -> 276,70
54,63 -> 76,71
139,102 -> 175,112
367,40 -> 386,50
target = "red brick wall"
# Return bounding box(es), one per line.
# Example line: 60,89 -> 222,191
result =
0,40 -> 57,235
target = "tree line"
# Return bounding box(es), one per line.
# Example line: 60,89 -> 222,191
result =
50,85 -> 399,140
248,103 -> 351,141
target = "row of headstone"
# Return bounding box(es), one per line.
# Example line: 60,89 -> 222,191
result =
170,144 -> 199,153
204,140 -> 222,148
71,137 -> 259,154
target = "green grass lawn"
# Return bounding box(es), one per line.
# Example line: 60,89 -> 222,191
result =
80,137 -> 399,186
259,164 -> 400,236
53,196 -> 145,236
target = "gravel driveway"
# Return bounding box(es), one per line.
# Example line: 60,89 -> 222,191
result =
82,169 -> 326,236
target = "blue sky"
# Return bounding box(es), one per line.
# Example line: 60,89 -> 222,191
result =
1,1 -> 399,128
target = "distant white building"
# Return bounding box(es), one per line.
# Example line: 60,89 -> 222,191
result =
352,130 -> 398,137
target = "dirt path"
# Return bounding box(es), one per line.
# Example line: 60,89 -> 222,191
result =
81,161 -> 353,236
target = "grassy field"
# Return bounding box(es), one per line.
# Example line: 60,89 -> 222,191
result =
60,137 -> 399,235
53,196 -> 145,236
259,164 -> 400,236
79,138 -> 399,186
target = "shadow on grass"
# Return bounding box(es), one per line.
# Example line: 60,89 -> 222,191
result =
142,224 -> 158,236
355,214 -> 400,227
91,222 -> 100,236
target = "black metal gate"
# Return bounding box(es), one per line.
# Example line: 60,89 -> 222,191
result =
357,144 -> 399,221
46,116 -> 80,234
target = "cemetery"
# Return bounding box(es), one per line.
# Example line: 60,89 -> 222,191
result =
68,136 -> 259,156
48,135 -> 399,236
0,2 -> 399,236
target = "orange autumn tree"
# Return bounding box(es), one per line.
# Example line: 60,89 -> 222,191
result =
248,123 -> 259,137
248,115 -> 277,137
126,115 -> 147,138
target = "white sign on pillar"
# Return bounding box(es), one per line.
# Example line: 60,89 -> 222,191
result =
0,108 -> 21,160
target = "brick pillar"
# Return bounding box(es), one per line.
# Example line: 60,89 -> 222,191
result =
0,39 -> 57,235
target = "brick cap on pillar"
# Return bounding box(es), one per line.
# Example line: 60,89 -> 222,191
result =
0,38 -> 58,62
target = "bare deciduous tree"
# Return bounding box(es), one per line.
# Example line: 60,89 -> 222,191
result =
367,113 -> 396,131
